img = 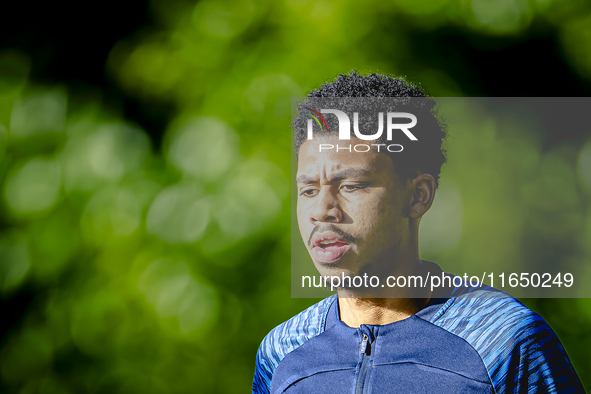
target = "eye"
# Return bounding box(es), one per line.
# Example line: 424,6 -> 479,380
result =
341,184 -> 368,192
299,188 -> 319,197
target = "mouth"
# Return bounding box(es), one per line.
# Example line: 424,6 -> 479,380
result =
311,232 -> 352,264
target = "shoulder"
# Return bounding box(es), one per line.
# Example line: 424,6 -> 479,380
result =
252,296 -> 336,394
432,285 -> 539,334
429,286 -> 584,393
432,285 -> 552,343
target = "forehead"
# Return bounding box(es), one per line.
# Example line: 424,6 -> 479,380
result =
297,135 -> 395,179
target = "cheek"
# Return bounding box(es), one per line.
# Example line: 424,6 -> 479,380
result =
346,197 -> 385,237
352,207 -> 380,232
296,202 -> 313,238
296,199 -> 310,224
348,193 -> 403,238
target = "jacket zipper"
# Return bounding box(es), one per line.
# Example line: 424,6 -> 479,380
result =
355,333 -> 371,394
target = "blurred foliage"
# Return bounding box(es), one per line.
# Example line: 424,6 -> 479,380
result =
1,0 -> 591,393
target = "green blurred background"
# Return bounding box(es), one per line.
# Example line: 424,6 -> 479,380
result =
1,0 -> 591,393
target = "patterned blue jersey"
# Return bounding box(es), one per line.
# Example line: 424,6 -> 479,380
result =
252,265 -> 584,393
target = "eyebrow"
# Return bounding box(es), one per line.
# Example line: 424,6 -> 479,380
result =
296,168 -> 372,184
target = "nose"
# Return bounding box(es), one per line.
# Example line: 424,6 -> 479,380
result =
310,187 -> 343,224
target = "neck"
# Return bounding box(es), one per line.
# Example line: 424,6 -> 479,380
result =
336,258 -> 432,328
338,296 -> 430,327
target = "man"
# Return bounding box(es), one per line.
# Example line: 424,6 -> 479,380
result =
252,71 -> 584,393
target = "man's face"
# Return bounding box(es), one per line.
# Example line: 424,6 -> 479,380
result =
296,135 -> 412,280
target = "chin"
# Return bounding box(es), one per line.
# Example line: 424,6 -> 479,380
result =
313,262 -> 356,279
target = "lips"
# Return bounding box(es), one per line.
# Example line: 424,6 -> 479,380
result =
311,231 -> 351,263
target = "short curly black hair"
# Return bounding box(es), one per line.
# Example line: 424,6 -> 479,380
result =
293,71 -> 448,187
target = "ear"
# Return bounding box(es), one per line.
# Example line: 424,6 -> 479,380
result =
408,174 -> 436,219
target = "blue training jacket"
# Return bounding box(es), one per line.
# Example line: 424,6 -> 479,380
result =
252,265 -> 585,393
